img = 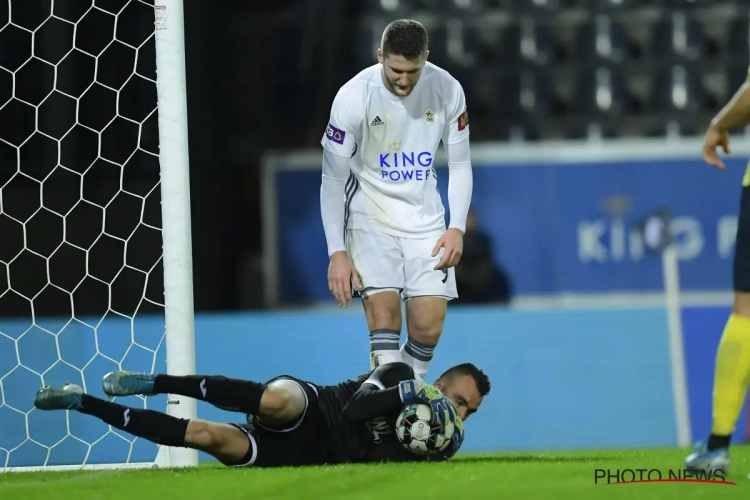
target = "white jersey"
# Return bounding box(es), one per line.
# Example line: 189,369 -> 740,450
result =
321,62 -> 470,238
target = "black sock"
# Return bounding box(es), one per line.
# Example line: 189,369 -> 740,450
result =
79,394 -> 188,447
153,375 -> 265,414
707,433 -> 731,451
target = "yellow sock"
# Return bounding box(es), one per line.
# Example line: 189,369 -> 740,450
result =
711,313 -> 750,436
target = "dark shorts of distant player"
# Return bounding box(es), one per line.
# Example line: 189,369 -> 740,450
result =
220,375 -> 329,468
734,186 -> 750,292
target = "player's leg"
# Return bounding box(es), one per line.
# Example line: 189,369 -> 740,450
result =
347,229 -> 405,369
400,235 -> 458,380
686,185 -> 750,474
165,376 -> 327,467
33,383 -> 252,466
362,291 -> 403,368
253,377 -> 309,428
103,371 -> 306,426
239,377 -> 331,467
403,296 -> 447,380
712,291 -> 750,436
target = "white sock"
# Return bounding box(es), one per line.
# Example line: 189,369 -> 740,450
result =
400,336 -> 436,381
369,329 -> 401,369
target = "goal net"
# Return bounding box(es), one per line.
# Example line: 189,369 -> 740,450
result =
0,0 -> 196,471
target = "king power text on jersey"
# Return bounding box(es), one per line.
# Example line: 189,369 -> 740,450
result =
379,151 -> 433,181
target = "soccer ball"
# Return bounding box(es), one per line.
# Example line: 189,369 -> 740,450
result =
395,402 -> 457,456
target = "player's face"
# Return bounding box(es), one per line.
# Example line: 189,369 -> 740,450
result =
434,374 -> 483,421
377,49 -> 427,97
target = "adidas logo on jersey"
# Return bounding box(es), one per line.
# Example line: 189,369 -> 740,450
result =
370,116 -> 384,127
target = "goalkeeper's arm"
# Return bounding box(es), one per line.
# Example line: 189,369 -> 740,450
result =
341,362 -> 419,422
320,150 -> 350,256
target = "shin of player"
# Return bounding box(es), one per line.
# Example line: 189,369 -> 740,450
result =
320,20 -> 473,379
685,72 -> 750,474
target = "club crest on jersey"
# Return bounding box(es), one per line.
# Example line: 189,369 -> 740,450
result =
423,108 -> 436,125
326,123 -> 345,145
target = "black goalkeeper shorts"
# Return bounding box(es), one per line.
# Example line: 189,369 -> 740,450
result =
222,375 -> 329,468
734,186 -> 750,292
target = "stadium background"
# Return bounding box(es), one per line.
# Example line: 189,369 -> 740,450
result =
2,0 -> 750,467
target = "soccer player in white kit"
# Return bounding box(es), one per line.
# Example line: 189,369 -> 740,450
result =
319,19 -> 473,380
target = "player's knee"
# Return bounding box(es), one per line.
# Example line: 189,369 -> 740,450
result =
364,291 -> 401,330
733,291 -> 750,317
185,420 -> 219,450
259,380 -> 306,422
406,297 -> 446,343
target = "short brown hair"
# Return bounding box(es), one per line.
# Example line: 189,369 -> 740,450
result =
381,19 -> 428,60
440,363 -> 491,396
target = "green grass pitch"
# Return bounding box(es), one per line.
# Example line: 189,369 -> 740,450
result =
1,447 -> 749,499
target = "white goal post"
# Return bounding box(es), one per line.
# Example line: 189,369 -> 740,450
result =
0,0 -> 197,472
152,0 -> 198,470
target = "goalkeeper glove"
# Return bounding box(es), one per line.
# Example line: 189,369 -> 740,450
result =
397,379 -> 426,405
398,380 -> 458,429
426,421 -> 465,462
441,426 -> 464,460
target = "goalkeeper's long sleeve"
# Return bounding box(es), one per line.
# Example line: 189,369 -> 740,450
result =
341,362 -> 415,422
320,149 -> 351,256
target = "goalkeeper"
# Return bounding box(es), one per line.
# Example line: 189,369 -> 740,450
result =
33,361 -> 489,467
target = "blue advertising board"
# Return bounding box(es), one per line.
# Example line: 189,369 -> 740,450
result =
265,140 -> 747,305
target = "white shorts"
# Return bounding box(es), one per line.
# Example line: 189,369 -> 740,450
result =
346,229 -> 458,301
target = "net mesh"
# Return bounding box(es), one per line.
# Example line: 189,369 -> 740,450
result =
0,0 -> 169,469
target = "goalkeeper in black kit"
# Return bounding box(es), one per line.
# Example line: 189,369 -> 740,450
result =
33,361 -> 490,466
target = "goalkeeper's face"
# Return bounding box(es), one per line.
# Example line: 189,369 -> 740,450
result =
434,374 -> 483,422
378,50 -> 426,97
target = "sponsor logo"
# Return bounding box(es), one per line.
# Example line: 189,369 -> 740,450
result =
379,151 -> 433,181
379,151 -> 432,168
326,123 -> 345,144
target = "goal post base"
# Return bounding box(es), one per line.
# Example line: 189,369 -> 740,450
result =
1,461 -> 158,474
153,443 -> 199,469
0,444 -> 195,473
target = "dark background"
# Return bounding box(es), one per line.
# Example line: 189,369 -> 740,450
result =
0,0 -> 745,318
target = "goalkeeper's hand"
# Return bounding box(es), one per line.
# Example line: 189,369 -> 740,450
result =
397,379 -> 426,405
398,380 -> 458,428
442,425 -> 465,460
427,428 -> 464,462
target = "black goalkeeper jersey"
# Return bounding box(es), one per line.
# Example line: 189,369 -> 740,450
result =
317,362 -> 427,464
